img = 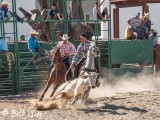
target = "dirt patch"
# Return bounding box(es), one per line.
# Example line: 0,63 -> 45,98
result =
0,88 -> 160,120
1,74 -> 160,120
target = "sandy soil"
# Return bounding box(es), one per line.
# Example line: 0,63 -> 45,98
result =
0,77 -> 160,120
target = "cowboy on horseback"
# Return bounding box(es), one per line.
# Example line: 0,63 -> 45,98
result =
70,33 -> 100,86
44,34 -> 76,83
50,34 -> 76,70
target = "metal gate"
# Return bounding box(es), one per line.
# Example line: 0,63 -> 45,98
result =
0,53 -> 15,95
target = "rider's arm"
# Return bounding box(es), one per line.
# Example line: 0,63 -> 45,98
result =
35,38 -> 41,48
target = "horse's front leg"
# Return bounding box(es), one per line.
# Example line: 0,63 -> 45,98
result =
39,78 -> 53,101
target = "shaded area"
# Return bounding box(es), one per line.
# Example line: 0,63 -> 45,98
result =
80,103 -> 148,115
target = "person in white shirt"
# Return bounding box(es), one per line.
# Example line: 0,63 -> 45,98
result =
92,0 -> 109,20
127,12 -> 144,39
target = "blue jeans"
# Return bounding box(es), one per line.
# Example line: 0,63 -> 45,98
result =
144,20 -> 151,31
130,26 -> 144,39
0,50 -> 7,54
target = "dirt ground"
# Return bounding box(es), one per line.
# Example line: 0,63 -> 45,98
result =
0,77 -> 160,120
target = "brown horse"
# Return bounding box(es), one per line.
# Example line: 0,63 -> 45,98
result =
39,47 -> 66,101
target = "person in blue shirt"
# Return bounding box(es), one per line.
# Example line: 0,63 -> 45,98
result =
46,3 -> 63,20
28,30 -> 41,52
0,1 -> 23,22
0,36 -> 8,54
28,30 -> 47,67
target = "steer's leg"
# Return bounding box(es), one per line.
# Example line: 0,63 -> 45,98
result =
71,89 -> 79,105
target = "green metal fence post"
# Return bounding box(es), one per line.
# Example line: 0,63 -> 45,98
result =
51,21 -> 56,47
108,0 -> 112,78
63,0 -> 68,34
12,0 -> 19,93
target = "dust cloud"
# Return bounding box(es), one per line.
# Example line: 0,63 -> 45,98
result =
90,69 -> 160,98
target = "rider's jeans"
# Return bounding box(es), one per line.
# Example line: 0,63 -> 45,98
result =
130,26 -> 144,39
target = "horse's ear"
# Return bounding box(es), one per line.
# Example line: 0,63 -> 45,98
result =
57,47 -> 60,51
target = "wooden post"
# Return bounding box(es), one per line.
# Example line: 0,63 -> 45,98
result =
142,5 -> 149,14
113,8 -> 119,39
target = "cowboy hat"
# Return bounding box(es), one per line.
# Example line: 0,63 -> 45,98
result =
144,13 -> 150,18
60,34 -> 70,40
30,30 -> 39,35
1,1 -> 11,6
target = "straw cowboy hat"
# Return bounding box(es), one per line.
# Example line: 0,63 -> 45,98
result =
30,30 -> 39,35
1,1 -> 11,6
144,13 -> 150,18
61,34 -> 70,40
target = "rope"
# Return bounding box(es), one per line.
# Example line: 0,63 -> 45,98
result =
6,52 -> 15,72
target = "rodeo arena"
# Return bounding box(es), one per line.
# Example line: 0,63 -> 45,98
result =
0,0 -> 160,120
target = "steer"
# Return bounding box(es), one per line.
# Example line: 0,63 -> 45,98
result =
50,71 -> 98,105
34,71 -> 98,110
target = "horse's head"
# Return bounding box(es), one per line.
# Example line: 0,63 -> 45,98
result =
50,47 -> 62,64
87,42 -> 99,58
